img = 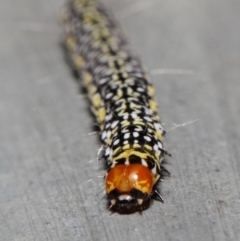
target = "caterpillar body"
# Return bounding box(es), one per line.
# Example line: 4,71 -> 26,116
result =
62,0 -> 167,212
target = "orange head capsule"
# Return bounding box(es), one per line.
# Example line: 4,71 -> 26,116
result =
106,164 -> 154,209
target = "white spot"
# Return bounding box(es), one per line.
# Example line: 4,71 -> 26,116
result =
137,87 -> 144,92
141,159 -> 148,167
113,139 -> 120,146
137,199 -> 143,205
151,165 -> 157,174
111,120 -> 119,129
154,122 -> 162,130
125,159 -> 130,165
105,92 -> 113,99
105,123 -> 111,129
153,144 -> 158,152
124,133 -> 130,139
99,78 -> 108,85
101,131 -> 107,140
144,116 -> 152,122
107,130 -> 112,138
111,162 -> 116,168
105,114 -> 112,122
105,147 -> 110,156
131,113 -> 138,119
158,141 -> 163,149
147,109 -> 153,115
118,194 -> 132,201
133,132 -> 139,137
144,136 -> 151,142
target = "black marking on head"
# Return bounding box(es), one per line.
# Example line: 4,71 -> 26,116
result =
107,188 -> 150,213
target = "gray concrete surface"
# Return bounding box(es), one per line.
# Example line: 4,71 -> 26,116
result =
1,0 -> 240,240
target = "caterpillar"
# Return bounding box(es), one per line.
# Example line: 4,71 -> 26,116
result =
62,0 -> 168,212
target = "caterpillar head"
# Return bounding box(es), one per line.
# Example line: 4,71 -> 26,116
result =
106,164 -> 154,210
